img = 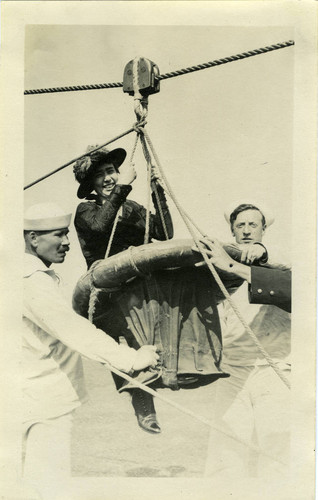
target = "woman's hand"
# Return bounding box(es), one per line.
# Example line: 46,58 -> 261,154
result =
118,162 -> 137,185
132,345 -> 159,371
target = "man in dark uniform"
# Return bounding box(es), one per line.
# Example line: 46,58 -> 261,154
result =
197,237 -> 291,312
201,202 -> 291,478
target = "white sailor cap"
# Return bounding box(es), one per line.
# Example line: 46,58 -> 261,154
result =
24,203 -> 72,231
224,200 -> 274,227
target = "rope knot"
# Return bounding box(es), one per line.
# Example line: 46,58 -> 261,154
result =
134,96 -> 148,121
133,122 -> 145,135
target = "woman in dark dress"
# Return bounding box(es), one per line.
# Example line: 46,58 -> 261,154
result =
73,145 -> 174,434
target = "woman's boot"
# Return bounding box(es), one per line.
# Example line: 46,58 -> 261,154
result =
131,388 -> 161,434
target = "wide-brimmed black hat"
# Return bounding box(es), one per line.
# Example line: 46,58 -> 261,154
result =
73,145 -> 127,199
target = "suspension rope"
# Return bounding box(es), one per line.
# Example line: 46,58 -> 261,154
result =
23,120 -> 145,190
104,132 -> 140,258
137,133 -> 152,244
144,163 -> 152,245
137,126 -> 170,240
140,125 -> 291,390
24,40 -> 294,95
104,211 -> 120,259
152,182 -> 170,240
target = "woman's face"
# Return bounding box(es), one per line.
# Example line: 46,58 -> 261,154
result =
93,162 -> 119,199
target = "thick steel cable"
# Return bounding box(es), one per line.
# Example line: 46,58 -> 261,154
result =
158,40 -> 294,81
24,40 -> 294,95
23,121 -> 145,190
141,126 -> 291,390
24,81 -> 123,95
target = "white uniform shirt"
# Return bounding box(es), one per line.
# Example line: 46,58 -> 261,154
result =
23,253 -> 138,424
219,281 -> 291,367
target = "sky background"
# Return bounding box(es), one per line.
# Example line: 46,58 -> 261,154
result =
24,25 -> 294,295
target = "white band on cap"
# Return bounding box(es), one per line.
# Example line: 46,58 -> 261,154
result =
24,203 -> 72,230
24,213 -> 72,231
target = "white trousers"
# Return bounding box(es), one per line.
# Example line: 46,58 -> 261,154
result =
204,364 -> 291,478
22,412 -> 73,498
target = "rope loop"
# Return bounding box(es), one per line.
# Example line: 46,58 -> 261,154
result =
88,274 -> 100,323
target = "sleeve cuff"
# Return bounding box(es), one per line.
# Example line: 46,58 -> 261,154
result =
110,185 -> 132,204
151,184 -> 167,205
253,242 -> 268,264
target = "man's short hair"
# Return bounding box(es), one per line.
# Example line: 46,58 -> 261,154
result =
23,229 -> 53,239
230,203 -> 266,230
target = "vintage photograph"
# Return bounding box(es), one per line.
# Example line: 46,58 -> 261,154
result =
1,2 -> 317,500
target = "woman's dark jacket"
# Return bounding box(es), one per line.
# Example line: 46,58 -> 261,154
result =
74,184 -> 174,269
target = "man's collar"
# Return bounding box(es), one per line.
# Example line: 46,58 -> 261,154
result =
24,253 -> 55,278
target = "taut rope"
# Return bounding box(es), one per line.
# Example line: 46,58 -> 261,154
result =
140,125 -> 291,390
24,121 -> 146,190
24,40 -> 294,95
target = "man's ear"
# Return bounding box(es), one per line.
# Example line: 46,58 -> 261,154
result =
28,231 -> 39,249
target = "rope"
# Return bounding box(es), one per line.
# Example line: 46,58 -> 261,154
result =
144,160 -> 151,245
87,254 -> 288,464
152,182 -> 170,240
104,132 -> 140,258
102,361 -> 287,467
163,185 -> 208,238
104,211 -> 120,259
24,121 -> 146,190
83,123 -> 290,458
140,126 -> 291,390
88,275 -> 100,323
24,40 -> 294,95
138,132 -> 153,244
138,131 -> 170,241
24,81 -> 123,95
158,40 -> 294,81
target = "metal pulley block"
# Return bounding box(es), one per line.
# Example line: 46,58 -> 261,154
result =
123,57 -> 160,97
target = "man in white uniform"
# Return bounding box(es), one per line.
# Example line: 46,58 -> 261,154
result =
22,202 -> 159,494
204,202 -> 291,478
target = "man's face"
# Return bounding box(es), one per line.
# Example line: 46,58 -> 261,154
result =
35,228 -> 70,265
93,163 -> 119,199
232,209 -> 264,244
